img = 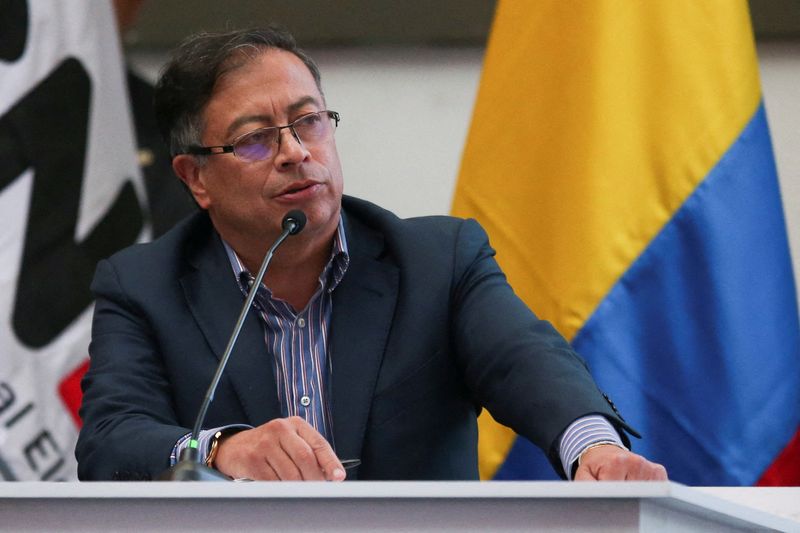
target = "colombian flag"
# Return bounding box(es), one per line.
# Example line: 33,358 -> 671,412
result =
453,0 -> 800,485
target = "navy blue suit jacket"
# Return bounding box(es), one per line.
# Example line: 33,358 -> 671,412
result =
76,196 -> 633,480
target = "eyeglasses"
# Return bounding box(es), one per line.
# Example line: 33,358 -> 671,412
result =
180,110 -> 340,162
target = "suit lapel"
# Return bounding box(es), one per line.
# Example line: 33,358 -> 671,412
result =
180,218 -> 281,427
329,215 -> 399,465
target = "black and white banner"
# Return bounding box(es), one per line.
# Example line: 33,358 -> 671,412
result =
0,0 -> 148,480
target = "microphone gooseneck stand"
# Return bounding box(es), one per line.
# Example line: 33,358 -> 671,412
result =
160,210 -> 307,481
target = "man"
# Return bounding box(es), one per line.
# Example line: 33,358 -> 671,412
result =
76,27 -> 666,482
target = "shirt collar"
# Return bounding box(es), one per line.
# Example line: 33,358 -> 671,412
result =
222,217 -> 350,297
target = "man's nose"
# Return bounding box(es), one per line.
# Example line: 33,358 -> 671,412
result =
274,127 -> 309,167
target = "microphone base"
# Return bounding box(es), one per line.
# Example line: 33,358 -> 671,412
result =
158,460 -> 231,481
158,447 -> 230,481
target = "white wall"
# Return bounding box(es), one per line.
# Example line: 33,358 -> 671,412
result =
759,42 -> 800,302
131,42 -> 800,292
312,47 -> 482,218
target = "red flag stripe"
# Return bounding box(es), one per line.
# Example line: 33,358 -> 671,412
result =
757,427 -> 800,486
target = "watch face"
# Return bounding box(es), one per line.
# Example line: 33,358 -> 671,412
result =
205,431 -> 224,467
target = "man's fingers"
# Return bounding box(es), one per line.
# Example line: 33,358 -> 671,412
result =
573,465 -> 598,481
254,458 -> 280,481
280,430 -> 327,480
575,444 -> 668,482
265,439 -> 305,480
592,455 -> 627,481
295,417 -> 345,481
643,462 -> 669,481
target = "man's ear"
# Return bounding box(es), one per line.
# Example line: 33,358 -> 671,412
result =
172,155 -> 211,209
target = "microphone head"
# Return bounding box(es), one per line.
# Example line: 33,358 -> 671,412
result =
282,210 -> 307,235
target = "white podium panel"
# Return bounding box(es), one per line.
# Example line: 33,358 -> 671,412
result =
0,481 -> 797,532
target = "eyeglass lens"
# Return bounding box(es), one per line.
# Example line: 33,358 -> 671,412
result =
234,112 -> 336,162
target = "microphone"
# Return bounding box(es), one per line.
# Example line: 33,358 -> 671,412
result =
282,209 -> 306,235
160,211 -> 306,481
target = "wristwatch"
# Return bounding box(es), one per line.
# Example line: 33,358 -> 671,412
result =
205,430 -> 227,468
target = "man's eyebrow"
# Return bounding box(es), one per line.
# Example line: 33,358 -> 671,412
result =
224,96 -> 322,139
288,95 -> 320,114
225,114 -> 271,138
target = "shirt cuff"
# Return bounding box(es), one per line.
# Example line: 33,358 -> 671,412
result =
558,415 -> 624,480
170,424 -> 252,466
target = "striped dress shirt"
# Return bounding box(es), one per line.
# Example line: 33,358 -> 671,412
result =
222,219 -> 350,444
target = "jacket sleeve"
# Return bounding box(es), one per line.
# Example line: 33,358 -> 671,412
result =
75,258 -> 189,480
449,218 -> 638,477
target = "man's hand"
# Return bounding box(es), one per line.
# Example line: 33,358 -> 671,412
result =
574,444 -> 668,481
213,416 -> 345,481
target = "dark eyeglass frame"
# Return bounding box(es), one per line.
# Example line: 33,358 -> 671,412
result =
178,110 -> 340,161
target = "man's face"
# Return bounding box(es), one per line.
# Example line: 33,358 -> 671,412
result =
176,48 -> 344,247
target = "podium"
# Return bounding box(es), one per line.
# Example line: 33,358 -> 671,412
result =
0,481 -> 797,532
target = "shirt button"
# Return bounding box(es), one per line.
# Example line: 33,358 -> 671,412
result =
297,317 -> 306,328
300,395 -> 311,407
